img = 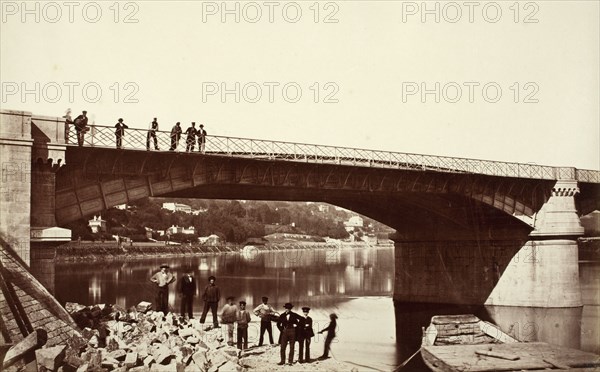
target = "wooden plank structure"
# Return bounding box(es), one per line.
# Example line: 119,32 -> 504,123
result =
421,342 -> 600,371
421,315 -> 600,371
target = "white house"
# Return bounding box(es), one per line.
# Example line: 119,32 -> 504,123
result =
162,202 -> 193,214
88,215 -> 107,233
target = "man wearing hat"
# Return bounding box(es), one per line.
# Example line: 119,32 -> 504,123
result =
236,301 -> 251,350
197,124 -> 207,153
73,110 -> 88,146
178,269 -> 196,320
298,307 -> 315,363
276,303 -> 301,366
114,118 -> 128,149
146,117 -> 159,151
150,264 -> 176,315
253,296 -> 276,346
170,122 -> 182,151
185,122 -> 197,152
200,275 -> 221,328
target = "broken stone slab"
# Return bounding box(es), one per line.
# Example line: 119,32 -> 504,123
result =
123,351 -> 138,368
178,328 -> 194,338
220,347 -> 238,358
129,366 -> 150,372
3,329 -> 46,368
35,344 -> 66,372
186,337 -> 199,345
76,362 -> 89,372
207,350 -> 227,371
65,302 -> 87,314
80,348 -> 102,368
185,361 -> 203,372
217,360 -> 241,372
101,359 -> 119,370
109,349 -> 127,361
143,355 -> 154,367
191,350 -> 207,369
136,301 -> 153,313
63,354 -> 85,370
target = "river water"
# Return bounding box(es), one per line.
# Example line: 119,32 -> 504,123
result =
50,246 -> 599,371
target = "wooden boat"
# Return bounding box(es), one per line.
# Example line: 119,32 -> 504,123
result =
421,314 -> 600,371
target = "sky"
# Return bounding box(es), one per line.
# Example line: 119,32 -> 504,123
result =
1,0 -> 599,170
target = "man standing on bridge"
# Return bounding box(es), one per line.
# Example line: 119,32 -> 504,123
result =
73,110 -> 88,146
197,124 -> 207,153
170,122 -> 182,151
114,118 -> 128,149
146,118 -> 159,151
150,264 -> 176,315
185,122 -> 197,152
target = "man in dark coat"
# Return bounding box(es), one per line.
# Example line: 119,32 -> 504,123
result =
178,270 -> 196,319
298,306 -> 315,363
146,117 -> 159,150
73,110 -> 88,146
200,275 -> 221,328
276,303 -> 301,366
114,118 -> 128,149
185,122 -> 197,152
170,122 -> 182,151
318,313 -> 338,359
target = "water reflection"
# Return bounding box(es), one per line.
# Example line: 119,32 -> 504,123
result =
54,247 -> 395,312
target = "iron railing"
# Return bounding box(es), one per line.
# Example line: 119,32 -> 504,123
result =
65,124 -> 600,183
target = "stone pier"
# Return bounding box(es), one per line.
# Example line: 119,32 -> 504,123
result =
394,180 -> 585,308
0,110 -> 70,266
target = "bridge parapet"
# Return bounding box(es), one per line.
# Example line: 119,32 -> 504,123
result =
65,123 -> 600,183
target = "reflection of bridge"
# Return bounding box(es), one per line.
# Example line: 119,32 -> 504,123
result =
2,110 -> 600,308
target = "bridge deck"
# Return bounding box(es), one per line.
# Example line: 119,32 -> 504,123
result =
65,124 -> 600,182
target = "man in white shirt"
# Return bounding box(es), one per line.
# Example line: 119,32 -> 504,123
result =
253,296 -> 276,346
150,264 -> 176,315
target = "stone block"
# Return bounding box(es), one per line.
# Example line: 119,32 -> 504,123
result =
178,328 -> 194,338
35,345 -> 66,371
109,349 -> 127,361
136,302 -> 152,313
186,337 -> 199,345
65,302 -> 87,314
143,355 -> 154,367
123,352 -> 138,368
217,361 -> 241,372
3,329 -> 45,368
101,356 -> 120,369
191,350 -> 207,369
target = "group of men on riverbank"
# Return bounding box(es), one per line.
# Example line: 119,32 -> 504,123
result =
150,265 -> 338,365
63,109 -> 207,152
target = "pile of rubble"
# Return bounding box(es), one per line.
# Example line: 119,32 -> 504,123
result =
3,301 -> 247,371
3,301 -> 358,372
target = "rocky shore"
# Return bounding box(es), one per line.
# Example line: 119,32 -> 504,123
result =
3,301 -> 357,372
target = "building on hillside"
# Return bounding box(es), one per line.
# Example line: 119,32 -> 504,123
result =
167,225 -> 196,235
182,226 -> 196,234
318,205 -> 330,213
88,215 -> 107,233
199,234 -> 221,246
344,215 -> 364,232
162,202 -> 192,214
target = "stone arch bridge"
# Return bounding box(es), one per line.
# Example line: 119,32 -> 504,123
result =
1,110 -> 599,308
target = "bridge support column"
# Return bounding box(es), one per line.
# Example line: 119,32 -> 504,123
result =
485,179 -> 584,307
393,181 -> 584,308
0,110 -> 33,265
0,110 -> 70,267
